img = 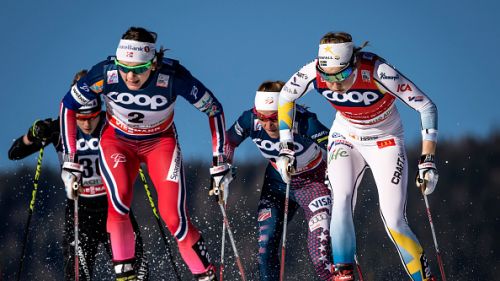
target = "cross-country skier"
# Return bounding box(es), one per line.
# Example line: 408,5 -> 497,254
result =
59,27 -> 230,280
276,31 -> 439,281
225,81 -> 334,280
8,70 -> 149,280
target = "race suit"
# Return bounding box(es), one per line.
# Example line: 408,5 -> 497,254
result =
278,52 -> 438,281
8,115 -> 149,280
226,105 -> 334,280
60,57 -> 225,275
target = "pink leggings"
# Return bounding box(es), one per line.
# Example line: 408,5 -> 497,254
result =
99,125 -> 212,274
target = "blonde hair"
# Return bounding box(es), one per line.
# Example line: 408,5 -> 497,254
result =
257,80 -> 285,92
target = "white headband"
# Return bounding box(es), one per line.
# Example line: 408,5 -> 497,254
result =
318,42 -> 354,67
116,39 -> 156,63
254,91 -> 279,111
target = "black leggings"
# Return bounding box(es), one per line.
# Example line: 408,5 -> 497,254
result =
62,196 -> 148,280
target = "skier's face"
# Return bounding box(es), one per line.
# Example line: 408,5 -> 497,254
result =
76,114 -> 100,134
321,65 -> 356,93
256,110 -> 279,138
117,60 -> 154,90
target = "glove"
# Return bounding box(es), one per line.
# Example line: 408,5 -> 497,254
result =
416,154 -> 439,195
61,162 -> 84,200
26,119 -> 53,144
209,155 -> 234,202
276,142 -> 296,184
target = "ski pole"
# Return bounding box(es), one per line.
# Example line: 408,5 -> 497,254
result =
220,204 -> 226,281
421,184 -> 447,281
138,168 -> 181,280
74,183 -> 80,281
216,191 -> 247,281
354,254 -> 364,281
16,145 -> 44,281
279,181 -> 291,281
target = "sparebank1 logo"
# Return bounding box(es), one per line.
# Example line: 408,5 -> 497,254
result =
322,90 -> 382,106
108,92 -> 168,110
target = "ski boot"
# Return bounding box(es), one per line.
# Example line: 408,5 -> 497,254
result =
332,263 -> 354,281
114,259 -> 137,281
194,266 -> 217,281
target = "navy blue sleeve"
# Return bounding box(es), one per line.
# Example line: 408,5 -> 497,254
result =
172,61 -> 223,117
296,106 -> 329,150
62,60 -> 108,110
226,109 -> 254,148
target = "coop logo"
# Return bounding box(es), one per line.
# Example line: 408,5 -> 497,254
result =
76,138 -> 99,151
254,139 -> 304,153
322,90 -> 381,106
108,92 -> 168,110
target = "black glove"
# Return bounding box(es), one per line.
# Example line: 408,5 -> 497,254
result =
26,119 -> 53,144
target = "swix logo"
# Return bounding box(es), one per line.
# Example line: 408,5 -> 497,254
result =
322,90 -> 381,106
79,84 -> 89,92
110,153 -> 126,168
254,139 -> 304,153
190,86 -> 198,100
76,138 -> 99,151
308,195 -> 332,212
126,51 -> 134,58
264,97 -> 274,104
108,92 -> 168,110
408,96 -> 424,102
397,83 -> 413,92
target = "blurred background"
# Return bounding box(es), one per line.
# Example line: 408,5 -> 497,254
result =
1,132 -> 499,280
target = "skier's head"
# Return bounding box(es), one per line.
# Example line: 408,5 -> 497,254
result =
115,26 -> 165,91
72,69 -> 102,134
254,81 -> 284,138
317,32 -> 367,92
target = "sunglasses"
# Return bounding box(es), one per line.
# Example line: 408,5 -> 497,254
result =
253,108 -> 278,122
76,111 -> 100,121
114,59 -> 152,75
316,62 -> 354,83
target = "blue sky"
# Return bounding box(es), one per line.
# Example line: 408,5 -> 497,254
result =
1,0 -> 499,170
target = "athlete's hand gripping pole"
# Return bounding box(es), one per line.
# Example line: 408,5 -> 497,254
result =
16,145 -> 44,281
420,181 -> 447,281
209,167 -> 246,281
138,168 -> 181,280
277,142 -> 296,184
61,161 -> 84,200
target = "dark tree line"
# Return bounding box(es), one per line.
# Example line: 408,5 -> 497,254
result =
0,132 -> 499,280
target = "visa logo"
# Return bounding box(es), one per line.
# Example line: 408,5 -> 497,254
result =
308,195 -> 332,212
